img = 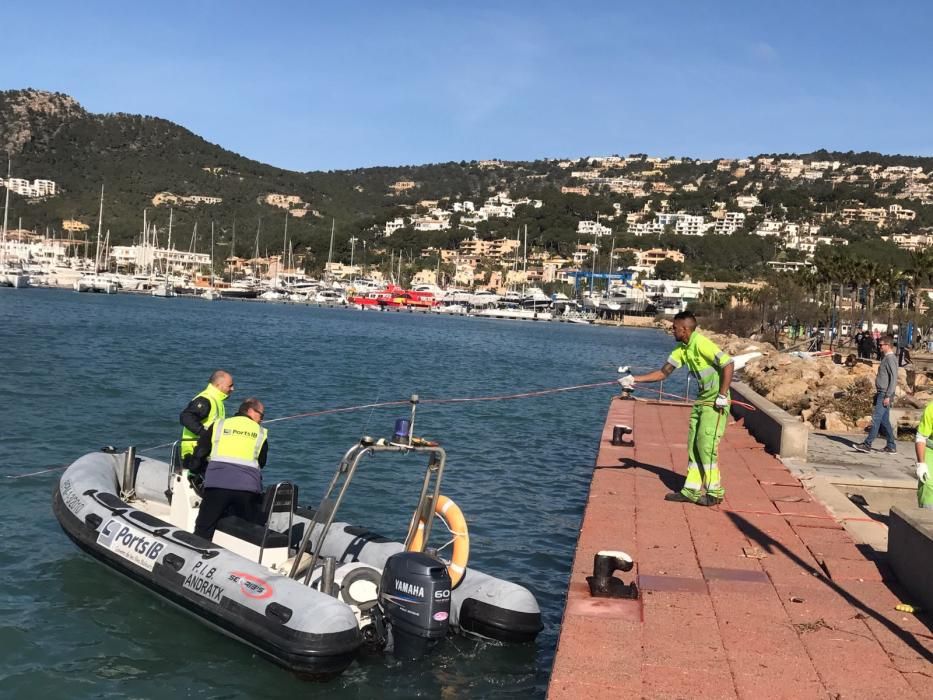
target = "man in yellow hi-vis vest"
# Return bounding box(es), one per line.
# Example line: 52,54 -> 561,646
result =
190,397 -> 269,540
179,370 -> 235,466
621,311 -> 734,506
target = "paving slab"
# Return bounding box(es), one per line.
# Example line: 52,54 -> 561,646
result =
547,398 -> 933,699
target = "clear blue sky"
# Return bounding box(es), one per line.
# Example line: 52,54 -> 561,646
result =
4,1 -> 932,171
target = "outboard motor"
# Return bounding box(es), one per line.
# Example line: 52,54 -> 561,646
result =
379,551 -> 451,660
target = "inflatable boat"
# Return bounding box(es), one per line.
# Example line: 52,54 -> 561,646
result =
53,407 -> 542,677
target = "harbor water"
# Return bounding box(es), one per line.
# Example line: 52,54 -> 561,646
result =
0,289 -> 680,699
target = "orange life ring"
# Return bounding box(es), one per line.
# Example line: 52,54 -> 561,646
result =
407,495 -> 470,588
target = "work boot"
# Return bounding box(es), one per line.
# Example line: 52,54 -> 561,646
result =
696,494 -> 723,507
664,491 -> 694,503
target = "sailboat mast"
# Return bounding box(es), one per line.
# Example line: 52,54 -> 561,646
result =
1,158 -> 10,268
210,221 -> 215,288
523,224 -> 528,295
279,212 -> 288,288
230,218 -> 236,285
254,218 -> 261,266
94,185 -> 104,272
326,218 -> 335,280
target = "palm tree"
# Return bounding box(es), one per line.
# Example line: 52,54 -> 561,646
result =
862,260 -> 881,333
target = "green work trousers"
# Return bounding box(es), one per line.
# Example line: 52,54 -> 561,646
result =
682,402 -> 728,501
920,452 -> 933,509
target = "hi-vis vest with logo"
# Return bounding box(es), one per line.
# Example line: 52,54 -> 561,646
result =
209,416 -> 268,469
667,332 -> 733,401
180,384 -> 227,458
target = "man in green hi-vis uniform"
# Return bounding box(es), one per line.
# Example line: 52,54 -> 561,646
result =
915,399 -> 933,509
622,311 -> 734,507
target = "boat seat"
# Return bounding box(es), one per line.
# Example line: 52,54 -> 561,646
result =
262,483 -> 298,516
216,516 -> 289,549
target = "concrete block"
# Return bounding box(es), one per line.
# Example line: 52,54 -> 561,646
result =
730,381 -> 809,459
888,506 -> 933,611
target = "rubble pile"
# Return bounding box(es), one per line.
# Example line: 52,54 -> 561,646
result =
741,351 -> 932,430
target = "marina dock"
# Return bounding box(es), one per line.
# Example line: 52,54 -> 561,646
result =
548,398 -> 932,699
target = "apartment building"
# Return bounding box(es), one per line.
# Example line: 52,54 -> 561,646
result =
111,245 -> 210,271
265,193 -> 305,209
384,218 -> 406,237
714,212 -> 746,235
413,217 -> 450,232
840,204 -> 916,227
2,178 -> 57,197
577,220 -> 612,238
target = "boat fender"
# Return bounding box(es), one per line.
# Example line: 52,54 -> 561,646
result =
407,495 -> 470,588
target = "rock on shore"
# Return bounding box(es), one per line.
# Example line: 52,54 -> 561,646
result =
702,331 -> 932,431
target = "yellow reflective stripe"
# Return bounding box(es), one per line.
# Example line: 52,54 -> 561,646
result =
212,419 -> 225,453
254,428 -> 268,460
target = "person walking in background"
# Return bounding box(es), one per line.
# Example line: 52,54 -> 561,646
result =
858,330 -> 875,360
916,399 -> 933,509
855,335 -> 898,454
619,311 -> 733,506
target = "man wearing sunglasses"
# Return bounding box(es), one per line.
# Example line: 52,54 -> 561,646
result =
190,397 -> 269,540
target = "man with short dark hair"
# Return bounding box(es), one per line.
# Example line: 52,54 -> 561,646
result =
855,334 -> 898,453
620,311 -> 734,506
191,397 -> 269,540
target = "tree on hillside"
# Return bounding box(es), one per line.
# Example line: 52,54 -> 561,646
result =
654,258 -> 684,280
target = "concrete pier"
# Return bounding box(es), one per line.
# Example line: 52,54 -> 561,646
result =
547,398 -> 932,699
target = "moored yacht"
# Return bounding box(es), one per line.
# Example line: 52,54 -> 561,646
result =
74,274 -> 118,294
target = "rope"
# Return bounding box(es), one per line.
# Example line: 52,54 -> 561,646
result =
10,380 -> 755,481
5,379 -> 620,480
265,380 -> 618,424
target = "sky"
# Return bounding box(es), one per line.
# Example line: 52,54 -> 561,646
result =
4,1 -> 933,172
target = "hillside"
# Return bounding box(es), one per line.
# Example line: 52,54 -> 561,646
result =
2,88 -> 933,278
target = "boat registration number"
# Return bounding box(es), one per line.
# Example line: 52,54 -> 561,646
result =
97,519 -> 164,572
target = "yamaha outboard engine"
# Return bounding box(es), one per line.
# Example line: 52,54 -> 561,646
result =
379,551 -> 451,660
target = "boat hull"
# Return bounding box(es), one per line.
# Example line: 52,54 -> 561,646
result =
52,454 -> 361,678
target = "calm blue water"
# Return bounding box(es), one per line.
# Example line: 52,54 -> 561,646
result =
0,288 -> 679,699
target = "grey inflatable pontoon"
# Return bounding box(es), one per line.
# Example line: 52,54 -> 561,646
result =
53,409 -> 542,677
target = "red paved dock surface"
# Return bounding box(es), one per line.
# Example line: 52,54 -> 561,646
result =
548,399 -> 933,699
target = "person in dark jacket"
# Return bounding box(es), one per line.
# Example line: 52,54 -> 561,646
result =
858,331 -> 876,360
855,335 -> 898,454
190,397 -> 269,540
178,370 -> 235,467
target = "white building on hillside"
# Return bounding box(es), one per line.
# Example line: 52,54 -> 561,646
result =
577,220 -> 613,238
384,218 -> 406,237
3,178 -> 57,197
715,212 -> 746,235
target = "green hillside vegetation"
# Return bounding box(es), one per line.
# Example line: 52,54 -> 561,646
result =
2,89 -> 932,282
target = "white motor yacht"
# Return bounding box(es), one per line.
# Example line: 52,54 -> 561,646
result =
470,290 -> 500,307
520,287 -> 551,310
472,306 -> 553,321
314,289 -> 346,305
74,275 -> 118,294
0,268 -> 30,288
